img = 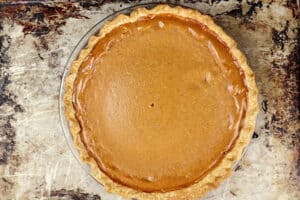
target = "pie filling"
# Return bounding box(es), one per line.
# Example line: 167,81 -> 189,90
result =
73,14 -> 248,192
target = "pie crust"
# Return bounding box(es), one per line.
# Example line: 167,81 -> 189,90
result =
64,4 -> 259,200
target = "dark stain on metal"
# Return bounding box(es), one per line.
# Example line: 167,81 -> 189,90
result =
286,0 -> 299,18
32,36 -> 49,52
48,51 -> 60,68
234,164 -> 242,172
2,178 -> 13,187
39,36 -> 49,51
246,1 -> 263,16
270,45 -> 299,139
0,2 -> 87,36
37,52 -> 44,60
1,177 -> 14,194
77,0 -> 216,10
0,35 -> 11,69
272,21 -> 290,50
230,190 -> 237,196
14,104 -> 25,113
79,0 -> 114,9
0,115 -> 16,164
50,189 -> 101,200
0,74 -> 11,106
241,21 -> 256,31
224,0 -> 263,18
261,100 -> 268,113
0,22 -> 24,165
264,118 -> 270,130
252,132 -> 259,139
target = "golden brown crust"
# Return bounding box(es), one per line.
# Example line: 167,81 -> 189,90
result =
64,4 -> 259,200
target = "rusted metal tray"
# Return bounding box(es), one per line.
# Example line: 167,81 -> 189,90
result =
0,1 -> 299,199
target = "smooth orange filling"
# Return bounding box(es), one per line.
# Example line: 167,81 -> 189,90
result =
73,14 -> 247,192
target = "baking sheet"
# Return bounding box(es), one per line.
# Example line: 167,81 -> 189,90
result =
0,0 -> 299,199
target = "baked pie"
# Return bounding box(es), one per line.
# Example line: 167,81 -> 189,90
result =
64,5 -> 258,200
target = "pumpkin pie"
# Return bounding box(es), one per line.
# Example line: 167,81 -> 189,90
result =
64,5 -> 258,200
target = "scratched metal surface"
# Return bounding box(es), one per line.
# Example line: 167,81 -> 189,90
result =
0,0 -> 299,200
